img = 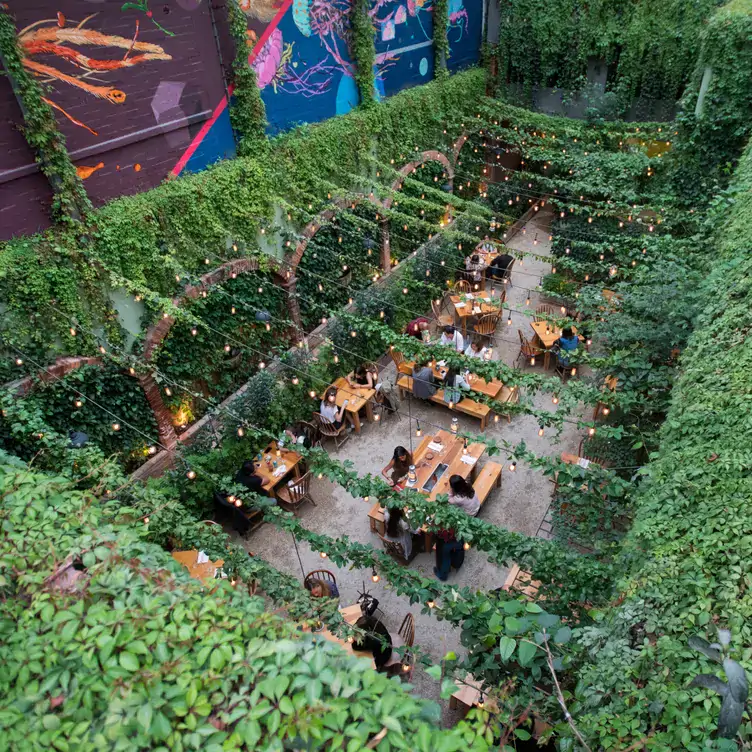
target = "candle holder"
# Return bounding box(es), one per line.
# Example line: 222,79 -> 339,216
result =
407,465 -> 417,485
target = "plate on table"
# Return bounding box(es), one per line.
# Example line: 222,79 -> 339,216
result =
426,453 -> 434,460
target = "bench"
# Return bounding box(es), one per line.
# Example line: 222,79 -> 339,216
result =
396,375 -> 492,431
473,462 -> 502,508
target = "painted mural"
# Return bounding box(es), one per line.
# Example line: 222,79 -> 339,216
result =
447,0 -> 481,72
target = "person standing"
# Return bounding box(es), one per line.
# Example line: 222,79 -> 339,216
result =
434,527 -> 465,581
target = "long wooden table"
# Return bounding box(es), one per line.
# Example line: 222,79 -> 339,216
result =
449,294 -> 502,335
332,376 -> 376,433
252,441 -> 303,498
171,550 -> 224,582
313,603 -> 376,668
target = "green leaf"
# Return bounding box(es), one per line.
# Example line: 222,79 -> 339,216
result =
514,729 -> 531,740
425,665 -> 442,680
137,704 -> 152,731
499,636 -> 516,661
118,652 -> 139,672
517,641 -> 538,666
554,626 -> 572,644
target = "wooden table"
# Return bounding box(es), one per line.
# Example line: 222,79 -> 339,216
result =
253,441 -> 303,498
314,604 -> 376,668
449,294 -> 501,335
530,322 -> 577,369
332,376 -> 376,433
402,359 -> 503,400
171,550 -> 224,582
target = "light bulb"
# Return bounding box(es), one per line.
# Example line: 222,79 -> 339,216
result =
191,328 -> 198,336
426,600 -> 435,609
552,395 -> 559,404
148,446 -> 157,455
507,315 -> 512,326
292,377 -> 299,385
333,354 -> 339,364
538,426 -> 545,436
186,470 -> 196,479
237,427 -> 244,437
588,427 -> 596,436
509,461 -> 517,472
224,344 -> 231,352
99,345 -> 106,354
309,390 -> 316,398
15,358 -> 23,366
603,407 -> 610,416
494,415 -> 499,423
144,517 -> 150,525
231,307 -> 236,314
69,327 -> 77,336
530,356 -> 536,366
74,399 -> 83,408
350,330 -> 357,337
371,571 -> 380,583
463,542 -> 470,551
320,551 -> 328,559
571,367 -> 577,376
112,423 -> 120,431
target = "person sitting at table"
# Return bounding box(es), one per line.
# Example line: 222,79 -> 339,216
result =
234,460 -> 267,495
320,386 -> 349,429
434,526 -> 465,582
448,474 -> 481,516
405,316 -> 430,340
555,327 -> 580,367
439,325 -> 464,353
346,364 -> 378,389
283,421 -> 313,449
465,254 -> 487,284
464,338 -> 487,360
383,505 -> 422,560
443,367 -> 471,405
305,577 -> 340,599
352,615 -> 393,670
382,446 -> 412,485
412,358 -> 438,400
486,253 -> 514,282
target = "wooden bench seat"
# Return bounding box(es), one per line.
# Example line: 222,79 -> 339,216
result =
473,462 -> 502,508
396,375 -> 492,430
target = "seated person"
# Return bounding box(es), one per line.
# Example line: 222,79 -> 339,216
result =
555,327 -> 580,366
438,325 -> 464,353
305,577 -> 339,599
352,615 -> 393,669
346,364 -> 378,389
234,460 -> 266,494
383,505 -> 422,560
464,338 -> 487,360
411,358 -> 438,400
382,446 -> 412,486
319,387 -> 348,429
405,316 -> 430,340
486,253 -> 514,281
443,367 -> 471,405
465,254 -> 487,283
283,421 -> 313,449
448,474 -> 480,516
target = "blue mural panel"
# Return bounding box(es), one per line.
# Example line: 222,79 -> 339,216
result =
243,0 -> 357,134
372,0 -> 434,97
447,0 -> 482,72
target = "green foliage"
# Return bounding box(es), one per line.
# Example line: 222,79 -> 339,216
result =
0,8 -> 91,223
351,0 -> 376,106
433,0 -> 449,79
226,0 -> 267,155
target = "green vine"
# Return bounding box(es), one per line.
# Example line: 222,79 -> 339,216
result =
0,8 -> 91,223
226,0 -> 267,156
351,0 -> 376,106
433,0 -> 449,79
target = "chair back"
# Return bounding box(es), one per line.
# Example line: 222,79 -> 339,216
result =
474,312 -> 500,336
305,569 -> 337,589
431,298 -> 443,320
577,438 -> 612,468
297,419 -> 322,448
399,613 -> 415,647
284,472 -> 311,505
390,349 -> 406,368
534,304 -> 557,322
518,330 -> 541,357
378,534 -> 408,563
503,258 -> 515,283
313,412 -> 341,437
454,279 -> 471,294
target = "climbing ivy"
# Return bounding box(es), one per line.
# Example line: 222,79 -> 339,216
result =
351,0 -> 376,106
433,0 -> 450,79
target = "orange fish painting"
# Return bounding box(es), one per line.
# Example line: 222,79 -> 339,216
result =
75,162 -> 104,179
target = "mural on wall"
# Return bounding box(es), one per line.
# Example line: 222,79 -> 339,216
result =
447,0 -> 481,72
2,0 -> 234,223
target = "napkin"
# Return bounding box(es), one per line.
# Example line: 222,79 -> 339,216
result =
483,297 -> 491,302
460,455 -> 477,466
466,293 -> 475,300
197,550 -> 210,564
577,458 -> 591,469
428,441 -> 443,452
455,301 -> 466,308
273,463 -> 288,477
437,360 -> 447,367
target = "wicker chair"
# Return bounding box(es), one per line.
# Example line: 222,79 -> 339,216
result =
378,534 -> 411,564
312,412 -> 349,450
431,298 -> 454,329
473,312 -> 501,341
534,303 -> 558,322
453,279 -> 472,295
276,471 -> 315,515
577,438 -> 612,468
515,330 -> 543,368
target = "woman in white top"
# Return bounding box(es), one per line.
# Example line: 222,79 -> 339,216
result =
447,475 -> 480,516
465,254 -> 487,283
464,339 -> 487,360
439,325 -> 464,353
319,387 -> 348,429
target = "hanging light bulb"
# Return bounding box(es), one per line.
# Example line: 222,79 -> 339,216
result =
112,423 -> 120,432
292,376 -> 299,385
309,390 -> 317,398
231,306 -> 236,315
191,328 -> 198,336
165,387 -> 172,397
462,438 -> 469,455
69,327 -> 77,336
538,425 -> 545,436
571,366 -> 577,376
603,407 -> 610,416
507,313 -> 512,326
509,461 -> 517,472
320,551 -> 328,559
148,446 -> 157,455
426,600 -> 435,609
224,344 -> 231,352
529,356 -> 536,366
463,542 -> 470,551
525,295 -> 530,306
186,470 -> 196,480
451,418 -> 459,434
333,354 -> 339,364
494,414 -> 500,423
74,399 -> 83,408
416,421 -> 422,437
237,427 -> 244,437
15,358 -> 23,366
371,570 -> 380,583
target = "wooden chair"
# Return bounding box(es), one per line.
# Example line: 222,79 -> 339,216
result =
312,412 -> 349,450
276,471 -> 315,515
515,330 -> 543,368
384,613 -> 416,674
397,613 -> 415,647
304,569 -> 339,598
473,312 -> 501,341
378,534 -> 410,564
431,298 -> 454,329
534,304 -> 558,322
577,438 -> 611,468
389,349 -> 412,376
297,419 -> 322,450
453,279 -> 471,294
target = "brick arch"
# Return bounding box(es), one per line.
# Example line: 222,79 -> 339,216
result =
382,149 -> 454,211
286,196 -> 352,272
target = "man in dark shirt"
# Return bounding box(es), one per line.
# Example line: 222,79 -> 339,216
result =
352,615 -> 393,669
486,253 -> 514,281
412,359 -> 437,400
235,460 -> 265,494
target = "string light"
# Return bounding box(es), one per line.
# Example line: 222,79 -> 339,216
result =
74,399 -> 83,408
111,423 -> 120,432
416,421 -> 422,437
426,600 -> 435,608
509,461 -> 517,472
186,470 -> 196,480
15,358 -> 23,366
320,551 -> 328,559
538,425 -> 545,436
463,542 -> 470,551
371,570 -> 380,583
